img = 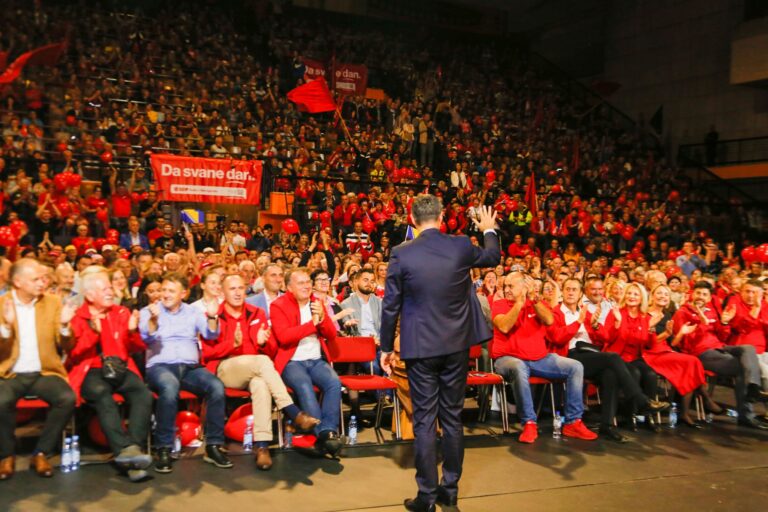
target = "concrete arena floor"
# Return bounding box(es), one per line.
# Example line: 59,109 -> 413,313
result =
3,397 -> 768,512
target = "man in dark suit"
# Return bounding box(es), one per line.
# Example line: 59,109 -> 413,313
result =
380,195 -> 500,512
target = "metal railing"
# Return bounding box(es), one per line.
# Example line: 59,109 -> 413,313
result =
679,136 -> 768,166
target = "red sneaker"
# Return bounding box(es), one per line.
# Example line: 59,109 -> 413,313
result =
562,419 -> 598,440
518,421 -> 538,443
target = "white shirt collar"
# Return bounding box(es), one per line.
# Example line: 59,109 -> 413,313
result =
12,290 -> 38,308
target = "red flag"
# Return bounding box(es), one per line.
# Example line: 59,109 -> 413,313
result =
525,172 -> 538,218
287,77 -> 337,114
0,42 -> 66,85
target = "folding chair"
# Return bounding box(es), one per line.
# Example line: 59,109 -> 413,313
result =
467,345 -> 509,433
327,336 -> 401,441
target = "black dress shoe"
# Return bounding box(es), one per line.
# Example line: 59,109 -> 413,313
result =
436,486 -> 458,506
403,497 -> 435,512
600,426 -> 630,443
203,445 -> 233,468
318,431 -> 342,457
681,419 -> 703,430
738,418 -> 768,430
154,448 -> 173,474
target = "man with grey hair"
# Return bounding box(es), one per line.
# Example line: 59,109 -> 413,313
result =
380,194 -> 500,511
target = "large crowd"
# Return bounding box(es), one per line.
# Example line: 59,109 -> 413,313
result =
0,0 -> 766,486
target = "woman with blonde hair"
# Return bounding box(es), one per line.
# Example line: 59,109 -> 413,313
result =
374,262 -> 387,298
589,282 -> 664,431
110,268 -> 134,309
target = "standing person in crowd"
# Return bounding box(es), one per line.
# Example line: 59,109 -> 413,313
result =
203,274 -> 320,470
379,197 -> 501,512
674,281 -> 768,430
0,259 -> 77,479
68,271 -> 154,481
492,272 -> 598,445
270,267 -> 343,458
139,273 -> 232,473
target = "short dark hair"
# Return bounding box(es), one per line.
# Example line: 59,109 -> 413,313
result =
744,278 -> 763,289
356,268 -> 375,280
411,194 -> 442,226
693,281 -> 713,291
310,269 -> 329,283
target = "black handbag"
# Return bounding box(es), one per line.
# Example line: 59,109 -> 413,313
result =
574,341 -> 601,353
101,355 -> 128,385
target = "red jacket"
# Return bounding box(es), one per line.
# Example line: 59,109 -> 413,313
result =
67,303 -> 145,404
202,303 -> 277,374
728,296 -> 768,354
545,306 -> 582,357
588,307 -> 655,362
270,292 -> 337,373
672,303 -> 730,356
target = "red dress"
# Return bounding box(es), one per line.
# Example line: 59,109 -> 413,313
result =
592,307 -> 705,395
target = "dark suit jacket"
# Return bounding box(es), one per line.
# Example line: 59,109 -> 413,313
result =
380,228 -> 500,360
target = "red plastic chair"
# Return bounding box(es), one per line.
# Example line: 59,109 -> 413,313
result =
17,397 -> 75,446
467,345 -> 509,433
528,376 -> 565,418
327,336 -> 401,441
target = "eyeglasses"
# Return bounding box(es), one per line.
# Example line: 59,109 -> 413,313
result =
314,277 -> 331,282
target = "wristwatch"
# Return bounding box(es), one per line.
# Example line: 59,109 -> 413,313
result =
206,314 -> 219,320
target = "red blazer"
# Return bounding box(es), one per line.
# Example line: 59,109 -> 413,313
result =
68,303 -> 145,404
201,303 -> 277,374
728,295 -> 768,354
270,292 -> 337,374
545,306 -> 581,357
588,307 -> 655,362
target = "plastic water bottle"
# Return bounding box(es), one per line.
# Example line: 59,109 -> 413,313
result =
552,411 -> 562,439
348,415 -> 358,445
70,435 -> 80,471
668,404 -> 678,429
705,413 -> 714,424
61,437 -> 72,473
726,408 -> 738,419
243,415 -> 254,453
172,427 -> 182,458
284,420 -> 293,448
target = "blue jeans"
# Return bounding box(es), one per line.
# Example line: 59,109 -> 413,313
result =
146,363 -> 226,447
494,354 -> 584,424
282,359 -> 341,435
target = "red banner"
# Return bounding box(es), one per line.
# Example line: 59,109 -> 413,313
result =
302,58 -> 327,82
150,154 -> 262,205
332,63 -> 368,95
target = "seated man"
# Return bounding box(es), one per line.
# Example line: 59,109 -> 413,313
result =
270,267 -> 342,457
68,271 -> 154,481
728,279 -> 768,391
246,263 -> 284,320
139,273 -> 231,473
491,272 -> 597,443
0,259 -> 77,480
203,274 -> 319,470
547,278 -> 669,442
674,281 -> 768,430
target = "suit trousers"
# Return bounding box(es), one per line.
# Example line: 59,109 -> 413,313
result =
217,355 -> 294,442
0,372 -> 76,458
405,349 -> 469,505
699,345 -> 761,420
568,349 -> 646,428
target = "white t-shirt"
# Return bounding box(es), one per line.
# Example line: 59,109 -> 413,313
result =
291,302 -> 322,361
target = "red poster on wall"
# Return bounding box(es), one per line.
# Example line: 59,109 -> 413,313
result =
150,154 -> 262,205
333,63 -> 368,95
302,58 -> 327,81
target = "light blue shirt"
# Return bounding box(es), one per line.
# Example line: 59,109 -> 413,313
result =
139,302 -> 219,367
359,300 -> 377,337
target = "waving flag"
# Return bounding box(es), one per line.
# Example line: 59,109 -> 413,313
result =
0,42 -> 67,85
180,209 -> 204,224
287,76 -> 337,113
525,172 -> 538,218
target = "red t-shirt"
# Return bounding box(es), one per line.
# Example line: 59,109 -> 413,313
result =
112,194 -> 133,218
490,298 -> 548,361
